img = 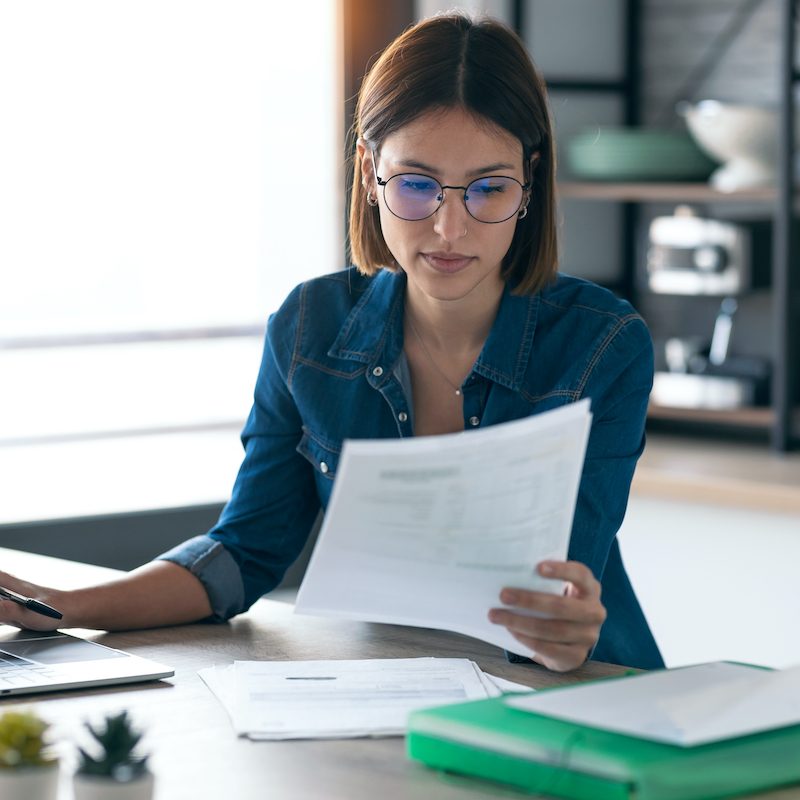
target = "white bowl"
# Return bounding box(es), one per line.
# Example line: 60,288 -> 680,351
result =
679,100 -> 779,191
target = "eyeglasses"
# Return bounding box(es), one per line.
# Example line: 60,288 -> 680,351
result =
370,150 -> 530,224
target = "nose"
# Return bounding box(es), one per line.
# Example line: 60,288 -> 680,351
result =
432,188 -> 469,242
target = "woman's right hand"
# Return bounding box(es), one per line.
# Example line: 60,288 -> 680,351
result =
0,570 -> 66,632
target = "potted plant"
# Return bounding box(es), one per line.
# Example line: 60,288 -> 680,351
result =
72,711 -> 154,800
0,709 -> 59,799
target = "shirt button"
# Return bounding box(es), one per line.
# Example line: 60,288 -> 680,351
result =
398,411 -> 408,422
372,366 -> 384,377
319,461 -> 329,474
469,416 -> 480,427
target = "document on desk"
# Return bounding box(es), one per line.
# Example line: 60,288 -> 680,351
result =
294,400 -> 592,658
198,657 -> 531,740
506,661 -> 800,746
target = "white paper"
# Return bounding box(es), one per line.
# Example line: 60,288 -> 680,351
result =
506,661 -> 800,746
482,672 -> 534,695
199,657 -> 498,740
294,401 -> 592,658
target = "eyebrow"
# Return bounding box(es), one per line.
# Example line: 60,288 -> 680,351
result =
396,159 -> 517,177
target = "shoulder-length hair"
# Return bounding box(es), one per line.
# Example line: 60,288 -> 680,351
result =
348,13 -> 558,295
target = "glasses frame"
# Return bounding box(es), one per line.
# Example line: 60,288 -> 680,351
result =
370,149 -> 530,224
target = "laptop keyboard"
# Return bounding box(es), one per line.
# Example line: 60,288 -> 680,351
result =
0,653 -> 56,686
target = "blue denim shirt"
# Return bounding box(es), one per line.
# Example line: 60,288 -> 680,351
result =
159,267 -> 664,670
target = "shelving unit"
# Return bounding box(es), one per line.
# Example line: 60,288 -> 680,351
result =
526,0 -> 799,451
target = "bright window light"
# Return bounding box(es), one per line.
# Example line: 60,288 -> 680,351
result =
0,0 -> 342,339
0,1 -> 342,456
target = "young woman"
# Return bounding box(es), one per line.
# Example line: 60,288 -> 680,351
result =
0,14 -> 663,672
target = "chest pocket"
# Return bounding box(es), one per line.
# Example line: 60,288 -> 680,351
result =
296,428 -> 341,481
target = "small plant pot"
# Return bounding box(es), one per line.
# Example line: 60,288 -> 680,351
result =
0,764 -> 60,800
72,770 -> 154,800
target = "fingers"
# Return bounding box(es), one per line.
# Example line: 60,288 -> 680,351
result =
0,575 -> 62,632
488,606 -> 601,646
506,631 -> 591,674
494,590 -> 606,627
0,599 -> 57,632
490,612 -> 601,673
487,560 -> 606,672
538,560 -> 601,600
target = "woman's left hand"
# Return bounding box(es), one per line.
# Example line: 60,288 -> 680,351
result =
488,560 -> 606,673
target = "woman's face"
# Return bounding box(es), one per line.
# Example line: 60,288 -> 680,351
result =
360,107 -> 527,307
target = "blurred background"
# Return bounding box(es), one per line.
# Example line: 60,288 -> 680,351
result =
0,0 -> 798,668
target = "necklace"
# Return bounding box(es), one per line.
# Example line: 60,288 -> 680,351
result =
406,314 -> 463,397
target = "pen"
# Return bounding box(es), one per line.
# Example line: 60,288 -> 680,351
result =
0,586 -> 63,620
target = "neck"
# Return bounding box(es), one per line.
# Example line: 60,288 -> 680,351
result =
404,279 -> 504,356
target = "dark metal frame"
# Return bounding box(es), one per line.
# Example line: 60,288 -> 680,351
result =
772,0 -> 798,450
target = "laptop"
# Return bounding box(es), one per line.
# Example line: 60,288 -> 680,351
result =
0,627 -> 174,697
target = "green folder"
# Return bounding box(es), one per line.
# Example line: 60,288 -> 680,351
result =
407,681 -> 800,800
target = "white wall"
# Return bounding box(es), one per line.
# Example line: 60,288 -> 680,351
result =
619,496 -> 800,669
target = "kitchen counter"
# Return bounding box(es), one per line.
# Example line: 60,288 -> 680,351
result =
633,433 -> 800,514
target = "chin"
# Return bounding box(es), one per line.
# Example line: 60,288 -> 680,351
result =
409,264 -> 502,304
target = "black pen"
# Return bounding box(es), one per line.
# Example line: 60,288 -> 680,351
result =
0,586 -> 63,620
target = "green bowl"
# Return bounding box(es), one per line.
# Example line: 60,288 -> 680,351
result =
565,127 -> 718,181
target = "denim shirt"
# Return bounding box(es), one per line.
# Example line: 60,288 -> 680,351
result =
159,267 -> 664,670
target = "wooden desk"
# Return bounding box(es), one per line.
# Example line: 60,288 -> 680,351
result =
1,548 -> 797,800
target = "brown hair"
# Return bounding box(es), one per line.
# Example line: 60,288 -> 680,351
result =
348,13 -> 558,295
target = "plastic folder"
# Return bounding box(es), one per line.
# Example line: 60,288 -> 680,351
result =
407,685 -> 800,800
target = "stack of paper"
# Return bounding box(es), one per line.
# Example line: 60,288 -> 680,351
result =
199,657 -> 530,740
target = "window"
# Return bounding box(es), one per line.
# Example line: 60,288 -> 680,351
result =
0,1 -> 343,521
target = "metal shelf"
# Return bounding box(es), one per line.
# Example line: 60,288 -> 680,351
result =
558,181 -> 777,203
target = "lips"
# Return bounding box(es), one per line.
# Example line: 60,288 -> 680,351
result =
421,252 -> 475,274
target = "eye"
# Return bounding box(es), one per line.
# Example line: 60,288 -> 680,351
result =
397,176 -> 438,193
470,179 -> 507,195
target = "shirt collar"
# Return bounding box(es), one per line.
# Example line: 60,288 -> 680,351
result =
328,268 -> 540,392
327,269 -> 406,371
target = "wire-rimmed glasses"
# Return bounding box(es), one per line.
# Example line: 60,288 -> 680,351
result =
370,150 -> 529,224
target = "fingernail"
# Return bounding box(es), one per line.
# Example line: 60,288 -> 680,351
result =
488,610 -> 500,623
501,589 -> 518,604
539,562 -> 554,576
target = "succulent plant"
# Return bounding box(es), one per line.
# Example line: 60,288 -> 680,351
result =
0,709 -> 56,769
77,711 -> 149,782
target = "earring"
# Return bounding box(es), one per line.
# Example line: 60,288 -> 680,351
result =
367,192 -> 378,207
518,206 -> 528,220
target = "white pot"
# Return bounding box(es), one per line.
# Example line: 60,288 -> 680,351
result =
0,765 -> 60,800
678,99 -> 798,191
72,771 -> 154,800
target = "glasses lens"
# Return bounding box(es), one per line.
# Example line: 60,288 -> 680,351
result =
464,177 -> 524,223
383,174 -> 442,221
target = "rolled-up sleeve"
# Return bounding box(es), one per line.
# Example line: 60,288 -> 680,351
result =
157,535 -> 245,622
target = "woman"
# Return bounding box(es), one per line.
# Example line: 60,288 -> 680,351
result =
0,14 -> 663,671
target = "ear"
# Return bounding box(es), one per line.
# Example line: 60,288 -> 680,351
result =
357,138 -> 376,193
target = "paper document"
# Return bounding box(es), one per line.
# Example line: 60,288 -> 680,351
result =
198,657 -> 532,740
506,661 -> 800,746
294,401 -> 592,658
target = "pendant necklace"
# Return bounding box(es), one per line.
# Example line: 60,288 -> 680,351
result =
406,314 -> 464,397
